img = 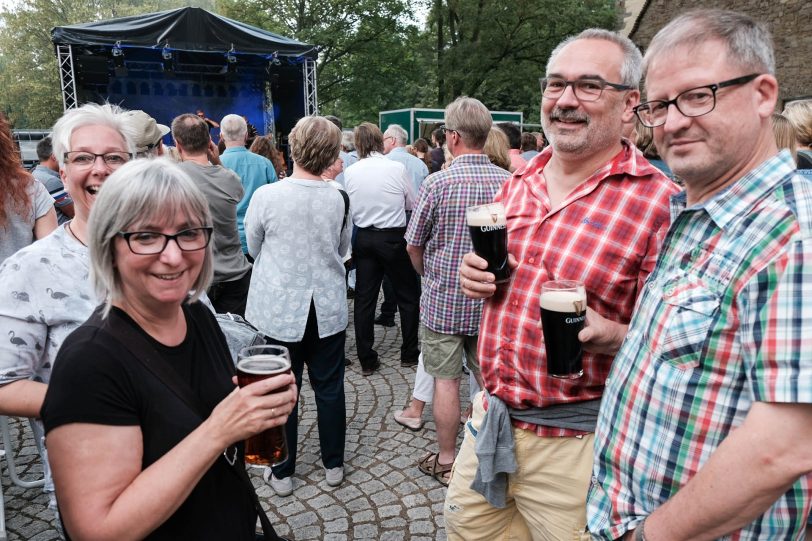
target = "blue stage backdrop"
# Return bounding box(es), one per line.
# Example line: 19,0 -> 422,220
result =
107,73 -> 267,139
53,7 -> 315,147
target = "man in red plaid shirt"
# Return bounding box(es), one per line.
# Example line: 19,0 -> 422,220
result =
444,29 -> 679,540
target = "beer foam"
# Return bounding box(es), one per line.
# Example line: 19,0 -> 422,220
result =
540,289 -> 586,312
467,205 -> 507,227
237,355 -> 290,375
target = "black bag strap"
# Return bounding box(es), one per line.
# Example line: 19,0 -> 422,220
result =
339,188 -> 350,230
87,307 -> 285,541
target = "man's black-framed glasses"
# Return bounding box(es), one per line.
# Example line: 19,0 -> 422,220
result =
63,151 -> 133,169
439,124 -> 461,135
634,73 -> 761,128
117,227 -> 213,255
539,76 -> 633,102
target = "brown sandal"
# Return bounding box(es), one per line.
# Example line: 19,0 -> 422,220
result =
418,452 -> 453,487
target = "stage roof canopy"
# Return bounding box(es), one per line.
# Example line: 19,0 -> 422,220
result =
52,6 -> 317,58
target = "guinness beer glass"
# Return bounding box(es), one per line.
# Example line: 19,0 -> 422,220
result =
540,280 -> 586,379
467,202 -> 510,283
236,345 -> 292,466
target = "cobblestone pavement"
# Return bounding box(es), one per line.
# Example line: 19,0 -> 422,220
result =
2,298 -> 470,540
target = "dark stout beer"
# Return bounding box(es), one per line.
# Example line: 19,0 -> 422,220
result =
236,353 -> 291,465
540,282 -> 586,379
467,203 -> 510,283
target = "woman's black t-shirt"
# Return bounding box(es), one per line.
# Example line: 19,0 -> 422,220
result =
41,302 -> 256,540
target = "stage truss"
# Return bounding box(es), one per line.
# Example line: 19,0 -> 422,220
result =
55,44 -> 319,122
57,44 -> 78,111
303,58 -> 318,115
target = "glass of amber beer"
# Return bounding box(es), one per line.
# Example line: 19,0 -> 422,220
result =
236,345 -> 292,466
540,280 -> 587,379
466,202 -> 510,283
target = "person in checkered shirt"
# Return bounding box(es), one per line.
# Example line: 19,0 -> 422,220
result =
589,10 -> 812,541
445,29 -> 678,540
404,97 -> 511,486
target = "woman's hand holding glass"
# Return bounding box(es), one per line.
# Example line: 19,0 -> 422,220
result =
205,372 -> 297,451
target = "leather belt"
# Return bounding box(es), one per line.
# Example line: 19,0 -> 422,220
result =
363,226 -> 407,232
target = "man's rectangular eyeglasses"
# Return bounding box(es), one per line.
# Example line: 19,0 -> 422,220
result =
117,227 -> 213,255
634,73 -> 760,128
439,124 -> 460,135
539,77 -> 633,102
64,151 -> 133,168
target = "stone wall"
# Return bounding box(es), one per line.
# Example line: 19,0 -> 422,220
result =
629,0 -> 812,106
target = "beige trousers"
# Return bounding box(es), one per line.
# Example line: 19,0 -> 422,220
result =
444,391 -> 593,541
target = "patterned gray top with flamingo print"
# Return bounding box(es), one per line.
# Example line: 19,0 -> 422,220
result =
0,224 -> 94,387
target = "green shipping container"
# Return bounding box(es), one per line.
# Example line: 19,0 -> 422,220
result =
378,108 -> 523,144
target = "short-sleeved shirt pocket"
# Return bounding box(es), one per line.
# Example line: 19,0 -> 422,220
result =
647,276 -> 720,369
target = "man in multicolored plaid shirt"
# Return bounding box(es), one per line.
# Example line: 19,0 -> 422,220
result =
404,97 -> 510,486
446,30 -> 678,540
589,10 -> 812,541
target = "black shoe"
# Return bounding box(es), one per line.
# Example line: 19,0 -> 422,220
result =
346,287 -> 355,299
344,357 -> 353,366
400,358 -> 418,368
361,359 -> 381,376
374,314 -> 396,327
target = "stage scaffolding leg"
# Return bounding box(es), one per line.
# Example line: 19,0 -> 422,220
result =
303,58 -> 318,116
263,79 -> 276,139
56,44 -> 78,111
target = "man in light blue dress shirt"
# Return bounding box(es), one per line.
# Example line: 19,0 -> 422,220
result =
384,124 -> 430,195
220,114 -> 278,257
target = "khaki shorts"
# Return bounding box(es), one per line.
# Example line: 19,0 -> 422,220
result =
419,324 -> 479,380
445,391 -> 593,541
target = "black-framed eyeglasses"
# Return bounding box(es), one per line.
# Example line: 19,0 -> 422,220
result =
540,76 -> 633,102
117,227 -> 213,255
135,142 -> 161,158
439,124 -> 461,135
63,151 -> 133,169
634,73 -> 761,128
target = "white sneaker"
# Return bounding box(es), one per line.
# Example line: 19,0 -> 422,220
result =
325,466 -> 344,487
263,468 -> 293,496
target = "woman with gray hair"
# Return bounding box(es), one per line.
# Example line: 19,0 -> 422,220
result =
0,102 -> 137,517
40,158 -> 296,540
244,115 -> 350,497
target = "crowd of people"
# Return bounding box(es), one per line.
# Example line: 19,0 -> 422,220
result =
0,6 -> 811,540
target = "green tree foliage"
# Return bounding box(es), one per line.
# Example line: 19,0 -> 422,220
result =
217,0 -> 432,125
0,0 -> 210,128
0,0 -> 619,129
430,0 -> 619,125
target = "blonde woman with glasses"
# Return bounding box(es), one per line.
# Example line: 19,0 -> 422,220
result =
41,158 -> 294,540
